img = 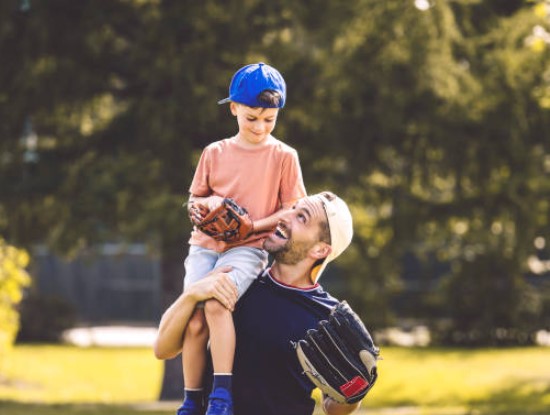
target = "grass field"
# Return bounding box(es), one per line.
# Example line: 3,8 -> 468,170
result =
1,345 -> 549,415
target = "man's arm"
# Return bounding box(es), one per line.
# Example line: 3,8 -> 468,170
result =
153,266 -> 238,360
322,396 -> 361,415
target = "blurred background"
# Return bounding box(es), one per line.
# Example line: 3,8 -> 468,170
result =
1,0 -> 549,414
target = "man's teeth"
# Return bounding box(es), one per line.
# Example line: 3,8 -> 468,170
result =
276,227 -> 288,239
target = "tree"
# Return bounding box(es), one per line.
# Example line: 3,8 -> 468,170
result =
298,0 -> 550,342
0,0 -> 336,398
0,238 -> 31,374
1,0 -> 549,403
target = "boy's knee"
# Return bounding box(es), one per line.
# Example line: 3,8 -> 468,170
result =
204,298 -> 231,317
186,310 -> 207,337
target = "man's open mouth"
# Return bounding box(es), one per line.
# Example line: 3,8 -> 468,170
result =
275,225 -> 289,240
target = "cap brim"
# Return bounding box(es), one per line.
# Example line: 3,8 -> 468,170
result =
217,97 -> 231,105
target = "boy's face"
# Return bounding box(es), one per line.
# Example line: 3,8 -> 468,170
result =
230,103 -> 279,145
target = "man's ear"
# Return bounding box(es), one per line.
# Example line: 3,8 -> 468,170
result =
230,102 -> 238,116
311,242 -> 332,260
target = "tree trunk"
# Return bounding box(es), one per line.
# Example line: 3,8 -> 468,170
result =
159,356 -> 184,401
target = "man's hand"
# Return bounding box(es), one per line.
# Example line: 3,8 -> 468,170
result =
153,266 -> 238,360
323,396 -> 360,415
187,265 -> 238,311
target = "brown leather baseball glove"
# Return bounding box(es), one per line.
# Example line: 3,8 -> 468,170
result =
189,198 -> 254,242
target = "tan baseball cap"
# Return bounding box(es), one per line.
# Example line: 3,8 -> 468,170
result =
310,193 -> 354,283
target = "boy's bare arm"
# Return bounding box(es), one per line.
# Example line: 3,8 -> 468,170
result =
189,195 -> 291,235
252,207 -> 291,233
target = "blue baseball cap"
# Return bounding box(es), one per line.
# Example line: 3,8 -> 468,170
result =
218,62 -> 286,108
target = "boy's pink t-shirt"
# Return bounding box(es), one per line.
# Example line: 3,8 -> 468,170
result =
188,135 -> 306,252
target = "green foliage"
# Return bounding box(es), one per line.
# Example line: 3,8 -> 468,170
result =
0,238 -> 31,373
300,0 -> 550,337
0,0 -> 549,345
437,253 -> 542,345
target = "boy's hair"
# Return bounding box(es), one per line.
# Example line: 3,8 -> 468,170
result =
257,90 -> 283,108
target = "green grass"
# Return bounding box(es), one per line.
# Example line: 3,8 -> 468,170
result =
0,401 -> 168,415
1,345 -> 549,415
0,345 -> 163,403
364,347 -> 550,414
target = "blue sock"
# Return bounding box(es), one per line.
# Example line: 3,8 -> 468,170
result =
184,388 -> 204,405
212,374 -> 232,393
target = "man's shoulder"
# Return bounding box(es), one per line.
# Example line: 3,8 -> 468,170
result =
253,272 -> 339,308
307,284 -> 340,308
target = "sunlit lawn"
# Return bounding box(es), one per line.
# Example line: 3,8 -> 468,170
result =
1,345 -> 549,415
0,345 -> 163,403
367,347 -> 550,414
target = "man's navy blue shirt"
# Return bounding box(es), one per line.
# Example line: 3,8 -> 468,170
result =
232,269 -> 338,415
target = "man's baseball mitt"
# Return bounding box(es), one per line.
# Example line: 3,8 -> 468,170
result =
294,301 -> 380,404
190,198 -> 254,243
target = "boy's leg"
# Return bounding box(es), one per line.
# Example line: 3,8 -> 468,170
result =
182,309 -> 209,387
204,299 -> 234,373
179,246 -> 219,415
203,247 -> 268,415
203,299 -> 234,415
178,308 -> 208,415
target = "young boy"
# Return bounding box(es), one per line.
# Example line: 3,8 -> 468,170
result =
179,62 -> 306,415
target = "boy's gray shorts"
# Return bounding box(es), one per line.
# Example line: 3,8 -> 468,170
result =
183,245 -> 268,300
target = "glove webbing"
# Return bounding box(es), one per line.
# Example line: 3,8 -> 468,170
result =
298,339 -> 348,386
318,321 -> 371,379
330,303 -> 378,352
303,324 -> 371,400
201,210 -> 239,240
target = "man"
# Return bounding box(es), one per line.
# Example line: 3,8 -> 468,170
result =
154,192 -> 362,415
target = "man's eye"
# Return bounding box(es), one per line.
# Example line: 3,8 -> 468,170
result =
298,213 -> 306,222
247,118 -> 256,121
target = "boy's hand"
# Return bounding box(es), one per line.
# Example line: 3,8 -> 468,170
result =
205,195 -> 224,211
188,202 -> 209,225
188,196 -> 225,225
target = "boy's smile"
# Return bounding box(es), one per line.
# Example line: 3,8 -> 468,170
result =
230,103 -> 279,146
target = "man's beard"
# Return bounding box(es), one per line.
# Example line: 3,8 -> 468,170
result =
268,239 -> 315,265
